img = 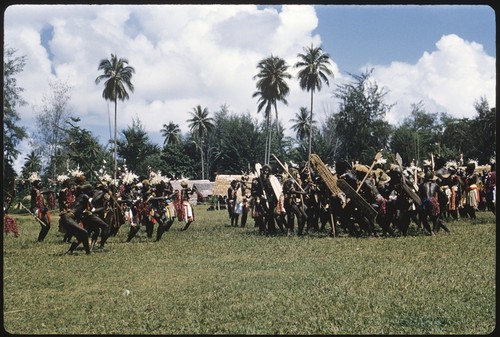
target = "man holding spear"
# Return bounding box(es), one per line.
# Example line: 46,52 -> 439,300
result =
29,174 -> 52,242
272,154 -> 308,236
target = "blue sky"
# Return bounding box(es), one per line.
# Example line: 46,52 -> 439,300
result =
3,4 -> 496,173
314,5 -> 495,73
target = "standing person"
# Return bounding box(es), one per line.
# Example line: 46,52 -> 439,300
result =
302,175 -> 319,234
464,161 -> 480,220
386,167 -> 414,236
142,180 -> 157,239
57,176 -> 75,212
436,174 -> 451,223
282,167 -> 307,236
228,180 -> 242,227
178,180 -> 195,231
485,160 -> 496,215
456,167 -> 469,219
299,164 -> 319,234
172,189 -> 182,225
251,168 -> 266,235
148,178 -> 171,239
418,170 -> 450,235
263,164 -> 279,235
57,175 -> 76,242
446,165 -> 461,221
240,195 -> 250,227
149,196 -> 170,241
372,168 -> 397,237
141,177 -> 172,240
127,188 -> 151,242
227,180 -> 236,225
273,173 -> 287,235
251,164 -> 276,235
239,174 -> 250,227
232,180 -> 248,228
30,178 -> 51,242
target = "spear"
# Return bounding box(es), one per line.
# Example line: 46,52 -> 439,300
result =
356,150 -> 383,193
23,203 -> 50,227
341,150 -> 382,209
4,190 -> 48,227
271,153 -> 306,193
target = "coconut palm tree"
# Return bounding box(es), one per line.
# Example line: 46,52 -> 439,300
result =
95,54 -> 135,182
160,121 -> 181,146
290,106 -> 317,141
294,44 -> 333,164
187,105 -> 215,180
21,150 -> 42,180
252,55 -> 291,164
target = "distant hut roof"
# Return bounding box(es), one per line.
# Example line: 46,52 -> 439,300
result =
193,181 -> 215,197
212,175 -> 243,196
170,179 -> 214,203
212,174 -> 256,196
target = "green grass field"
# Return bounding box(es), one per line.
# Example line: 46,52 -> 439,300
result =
3,207 -> 496,334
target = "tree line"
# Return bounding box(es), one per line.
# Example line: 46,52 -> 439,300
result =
3,45 -> 496,198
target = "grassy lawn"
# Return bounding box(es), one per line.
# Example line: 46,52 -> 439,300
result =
3,207 -> 496,334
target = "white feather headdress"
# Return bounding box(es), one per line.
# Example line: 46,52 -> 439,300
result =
28,172 -> 40,183
69,165 -> 84,178
57,174 -> 70,183
149,170 -> 170,185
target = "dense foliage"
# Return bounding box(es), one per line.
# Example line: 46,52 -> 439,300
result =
3,47 -> 28,192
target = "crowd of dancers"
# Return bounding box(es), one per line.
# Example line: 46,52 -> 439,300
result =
4,166 -> 198,254
226,154 -> 495,238
3,153 -> 496,254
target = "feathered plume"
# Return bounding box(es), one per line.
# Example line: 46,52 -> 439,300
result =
28,172 -> 40,183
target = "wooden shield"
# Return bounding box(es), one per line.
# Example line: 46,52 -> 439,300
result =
269,175 -> 283,197
396,152 -> 403,167
337,178 -> 378,220
255,163 -> 262,176
394,152 -> 421,205
401,178 -> 422,206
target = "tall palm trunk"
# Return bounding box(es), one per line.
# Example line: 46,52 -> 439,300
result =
111,98 -> 118,230
268,123 -> 272,164
266,113 -> 272,164
200,139 -> 205,180
274,101 -> 281,160
52,132 -> 57,183
307,89 -> 314,165
113,98 -> 118,183
263,114 -> 268,164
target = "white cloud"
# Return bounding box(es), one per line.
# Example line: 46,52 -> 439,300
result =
371,34 -> 495,125
4,5 -> 495,174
